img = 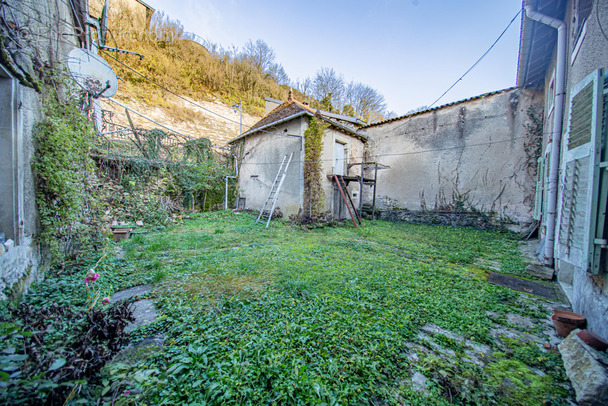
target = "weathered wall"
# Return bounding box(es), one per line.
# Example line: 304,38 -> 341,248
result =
0,0 -> 79,299
362,88 -> 543,230
543,0 -> 608,340
236,118 -> 305,218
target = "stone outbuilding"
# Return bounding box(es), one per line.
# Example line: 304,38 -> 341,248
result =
229,91 -> 368,219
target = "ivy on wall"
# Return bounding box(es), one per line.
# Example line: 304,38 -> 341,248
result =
303,116 -> 328,217
33,85 -> 105,266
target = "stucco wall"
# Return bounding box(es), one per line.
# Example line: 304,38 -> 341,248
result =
236,118 -> 305,218
0,0 -> 79,299
362,88 -> 542,228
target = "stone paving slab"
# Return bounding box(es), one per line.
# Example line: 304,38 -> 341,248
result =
110,284 -> 153,302
125,299 -> 157,333
110,285 -> 157,333
488,272 -> 558,301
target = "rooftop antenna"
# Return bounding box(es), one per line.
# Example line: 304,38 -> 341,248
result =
85,0 -> 143,59
99,0 -> 108,46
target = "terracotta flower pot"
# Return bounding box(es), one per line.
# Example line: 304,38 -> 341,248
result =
551,309 -> 586,337
577,329 -> 608,352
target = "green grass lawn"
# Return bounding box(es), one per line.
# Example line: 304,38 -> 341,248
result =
7,212 -> 572,405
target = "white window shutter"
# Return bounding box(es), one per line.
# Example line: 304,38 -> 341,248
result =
556,69 -> 603,271
588,70 -> 607,274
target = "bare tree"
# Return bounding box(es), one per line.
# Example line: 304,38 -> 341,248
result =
312,67 -> 344,112
242,39 -> 276,73
294,77 -> 313,97
344,81 -> 386,122
268,63 -> 290,85
149,11 -> 194,44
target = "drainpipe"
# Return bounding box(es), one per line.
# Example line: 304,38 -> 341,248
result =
524,4 -> 567,267
224,176 -> 236,210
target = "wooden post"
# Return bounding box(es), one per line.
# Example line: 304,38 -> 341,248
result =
372,163 -> 378,221
359,162 -> 364,218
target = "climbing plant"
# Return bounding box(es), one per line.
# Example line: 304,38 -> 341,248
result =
524,104 -> 544,178
303,116 -> 328,217
33,85 -> 105,267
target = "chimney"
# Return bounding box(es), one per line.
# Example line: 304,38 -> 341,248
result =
288,88 -> 294,101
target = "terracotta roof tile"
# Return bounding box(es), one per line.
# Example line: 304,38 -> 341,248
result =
229,97 -> 366,143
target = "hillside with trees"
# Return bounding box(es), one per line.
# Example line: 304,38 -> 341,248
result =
92,0 -> 391,141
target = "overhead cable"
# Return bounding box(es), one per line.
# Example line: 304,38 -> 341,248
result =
428,8 -> 523,108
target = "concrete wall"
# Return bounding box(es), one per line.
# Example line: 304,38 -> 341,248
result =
236,118 -> 305,218
0,0 -> 79,299
362,88 -> 542,229
540,0 -> 608,340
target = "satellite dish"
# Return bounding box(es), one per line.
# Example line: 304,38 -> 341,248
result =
67,48 -> 118,97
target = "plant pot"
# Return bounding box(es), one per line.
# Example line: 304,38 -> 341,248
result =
577,329 -> 608,352
551,310 -> 586,337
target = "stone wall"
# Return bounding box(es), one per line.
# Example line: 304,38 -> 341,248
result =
361,87 -> 543,231
376,209 -> 503,231
0,0 -> 80,299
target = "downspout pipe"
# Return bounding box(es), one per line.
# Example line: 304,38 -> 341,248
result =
524,4 -> 567,267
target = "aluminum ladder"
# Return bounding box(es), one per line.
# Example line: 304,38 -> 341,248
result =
256,152 -> 294,228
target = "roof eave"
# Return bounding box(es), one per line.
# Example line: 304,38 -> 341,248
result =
318,116 -> 368,141
227,111 -> 311,144
364,87 -> 518,128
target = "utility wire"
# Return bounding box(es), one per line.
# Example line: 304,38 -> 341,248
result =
100,49 -> 318,140
428,8 -> 522,108
239,135 -> 528,166
101,50 -> 250,128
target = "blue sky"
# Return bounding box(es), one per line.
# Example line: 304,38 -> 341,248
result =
147,0 -> 524,115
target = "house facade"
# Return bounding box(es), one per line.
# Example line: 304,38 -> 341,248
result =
230,92 -> 367,219
0,0 -> 83,297
518,0 -> 608,339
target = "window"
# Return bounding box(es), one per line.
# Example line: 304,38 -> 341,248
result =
571,0 -> 593,64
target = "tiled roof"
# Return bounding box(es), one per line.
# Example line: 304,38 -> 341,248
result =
363,87 -> 518,128
249,99 -> 316,132
229,96 -> 366,143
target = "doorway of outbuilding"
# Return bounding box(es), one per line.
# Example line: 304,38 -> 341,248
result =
332,141 -> 347,219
